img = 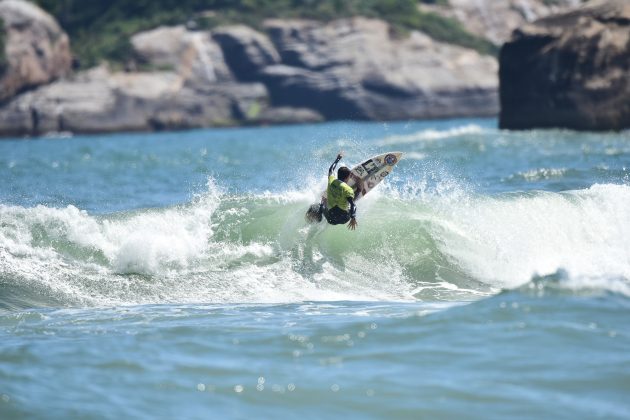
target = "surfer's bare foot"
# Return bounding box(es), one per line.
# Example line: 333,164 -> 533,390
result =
348,218 -> 357,231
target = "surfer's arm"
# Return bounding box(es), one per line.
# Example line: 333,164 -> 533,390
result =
328,154 -> 343,176
347,197 -> 356,219
347,197 -> 357,230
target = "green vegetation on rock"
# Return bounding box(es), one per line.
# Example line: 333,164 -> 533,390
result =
357,1 -> 496,55
34,0 -> 495,69
246,101 -> 262,120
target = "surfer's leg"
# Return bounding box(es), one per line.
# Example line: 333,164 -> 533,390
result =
305,204 -> 323,223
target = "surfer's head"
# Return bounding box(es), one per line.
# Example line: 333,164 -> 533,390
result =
337,166 -> 351,182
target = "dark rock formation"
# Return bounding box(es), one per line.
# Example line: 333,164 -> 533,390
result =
499,0 -> 630,131
0,0 -> 71,103
212,25 -> 280,81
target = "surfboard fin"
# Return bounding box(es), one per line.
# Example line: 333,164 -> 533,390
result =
305,203 -> 323,223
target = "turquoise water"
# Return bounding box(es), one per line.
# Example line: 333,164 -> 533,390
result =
1,119 -> 629,418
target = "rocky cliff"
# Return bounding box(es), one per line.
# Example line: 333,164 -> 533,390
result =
499,0 -> 630,131
0,0 -> 591,137
0,0 -> 71,103
0,6 -> 499,136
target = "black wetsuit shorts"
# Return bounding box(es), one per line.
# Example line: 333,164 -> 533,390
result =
323,206 -> 351,225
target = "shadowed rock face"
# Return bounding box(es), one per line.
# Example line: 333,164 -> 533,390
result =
212,25 -> 280,81
499,0 -> 630,131
260,18 -> 498,121
0,0 -> 71,103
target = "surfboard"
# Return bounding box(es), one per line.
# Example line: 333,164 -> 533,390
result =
306,151 -> 403,223
338,151 -> 403,201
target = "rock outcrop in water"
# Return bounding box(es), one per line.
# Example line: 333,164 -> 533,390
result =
499,0 -> 630,131
0,0 -> 71,103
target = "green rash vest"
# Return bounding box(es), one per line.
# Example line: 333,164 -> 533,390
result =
327,175 -> 354,211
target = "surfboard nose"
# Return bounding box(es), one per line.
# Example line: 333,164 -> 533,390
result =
384,152 -> 403,166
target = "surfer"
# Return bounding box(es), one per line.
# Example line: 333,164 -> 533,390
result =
306,153 -> 357,230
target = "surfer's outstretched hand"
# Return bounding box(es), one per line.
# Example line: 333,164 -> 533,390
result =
348,217 -> 358,231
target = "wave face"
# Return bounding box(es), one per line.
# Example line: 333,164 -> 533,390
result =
2,178 -> 629,308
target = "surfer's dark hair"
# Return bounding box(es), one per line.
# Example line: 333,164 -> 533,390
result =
338,166 -> 351,181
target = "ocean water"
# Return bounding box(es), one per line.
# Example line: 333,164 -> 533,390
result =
1,119 -> 629,419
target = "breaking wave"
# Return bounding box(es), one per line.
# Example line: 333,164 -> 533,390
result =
1,179 -> 629,309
